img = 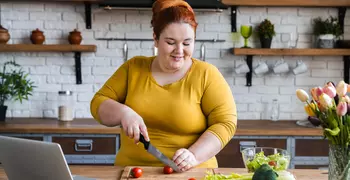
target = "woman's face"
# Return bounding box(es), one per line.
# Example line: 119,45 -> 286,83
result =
154,23 -> 195,72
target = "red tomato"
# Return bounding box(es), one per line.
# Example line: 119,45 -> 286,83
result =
130,167 -> 143,178
188,178 -> 196,180
163,166 -> 174,174
268,161 -> 277,167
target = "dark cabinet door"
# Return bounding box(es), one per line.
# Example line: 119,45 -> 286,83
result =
294,165 -> 328,169
52,137 -> 116,155
295,139 -> 329,156
216,138 -> 287,168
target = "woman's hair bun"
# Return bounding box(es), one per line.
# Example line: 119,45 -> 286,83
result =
152,0 -> 194,16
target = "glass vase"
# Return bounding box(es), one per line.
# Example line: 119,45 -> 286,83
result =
329,144 -> 350,180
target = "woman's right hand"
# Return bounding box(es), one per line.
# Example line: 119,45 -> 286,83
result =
120,106 -> 150,144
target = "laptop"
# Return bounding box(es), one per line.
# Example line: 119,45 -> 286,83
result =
0,135 -> 96,180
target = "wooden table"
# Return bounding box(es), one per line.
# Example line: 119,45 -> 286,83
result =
0,118 -> 323,136
0,165 -> 328,180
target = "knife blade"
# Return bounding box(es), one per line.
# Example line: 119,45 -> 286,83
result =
139,134 -> 181,172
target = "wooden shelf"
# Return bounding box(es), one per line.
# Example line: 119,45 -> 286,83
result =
232,48 -> 350,56
0,0 -> 101,1
0,44 -> 97,85
222,0 -> 350,7
0,44 -> 96,52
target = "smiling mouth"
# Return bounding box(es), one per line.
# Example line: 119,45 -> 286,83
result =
171,56 -> 184,61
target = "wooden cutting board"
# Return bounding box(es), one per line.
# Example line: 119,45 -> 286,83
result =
213,168 -> 328,180
120,166 -> 328,180
120,166 -> 213,180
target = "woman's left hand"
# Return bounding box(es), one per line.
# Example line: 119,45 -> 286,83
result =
172,148 -> 199,172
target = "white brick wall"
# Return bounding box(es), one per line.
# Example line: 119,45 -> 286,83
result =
0,2 -> 349,120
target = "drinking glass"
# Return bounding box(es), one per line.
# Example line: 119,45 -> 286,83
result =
240,25 -> 253,48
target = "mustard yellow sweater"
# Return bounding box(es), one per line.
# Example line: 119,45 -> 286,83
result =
90,56 -> 237,168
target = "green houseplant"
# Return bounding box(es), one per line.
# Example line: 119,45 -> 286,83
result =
0,61 -> 35,121
313,16 -> 343,48
256,19 -> 276,48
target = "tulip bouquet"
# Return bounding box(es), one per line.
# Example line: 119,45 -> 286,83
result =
296,80 -> 350,146
296,81 -> 350,179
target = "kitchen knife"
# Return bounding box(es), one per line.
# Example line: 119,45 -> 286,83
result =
139,134 -> 181,172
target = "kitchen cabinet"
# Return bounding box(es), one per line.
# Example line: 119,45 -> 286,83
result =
295,139 -> 329,157
294,165 -> 328,169
11,136 -> 44,141
0,118 -> 329,167
216,136 -> 330,169
52,136 -> 116,155
0,118 -> 120,165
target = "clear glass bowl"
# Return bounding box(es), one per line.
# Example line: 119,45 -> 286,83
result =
241,147 -> 291,173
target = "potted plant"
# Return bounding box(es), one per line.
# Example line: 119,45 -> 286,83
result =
313,16 -> 342,48
0,61 -> 35,121
256,19 -> 276,48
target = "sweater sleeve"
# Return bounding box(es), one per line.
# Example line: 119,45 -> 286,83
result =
90,60 -> 129,123
201,65 -> 237,148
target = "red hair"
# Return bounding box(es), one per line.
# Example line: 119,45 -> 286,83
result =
151,0 -> 198,39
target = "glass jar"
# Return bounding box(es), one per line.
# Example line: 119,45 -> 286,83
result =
270,99 -> 279,121
58,91 -> 74,121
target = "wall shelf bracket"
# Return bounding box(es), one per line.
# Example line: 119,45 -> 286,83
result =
231,6 -> 237,32
85,2 -> 92,29
246,55 -> 253,86
344,56 -> 350,84
75,52 -> 82,84
338,7 -> 347,34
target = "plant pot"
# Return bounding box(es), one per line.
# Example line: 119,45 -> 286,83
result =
0,105 -> 7,121
68,29 -> 82,45
259,36 -> 272,48
317,34 -> 335,48
0,25 -> 10,44
30,28 -> 45,45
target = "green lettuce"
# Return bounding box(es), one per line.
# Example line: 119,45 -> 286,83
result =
203,170 -> 296,180
246,151 -> 290,172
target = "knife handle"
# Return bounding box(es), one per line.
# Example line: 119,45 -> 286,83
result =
139,134 -> 149,150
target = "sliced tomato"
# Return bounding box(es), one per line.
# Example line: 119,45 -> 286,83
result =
268,161 -> 277,167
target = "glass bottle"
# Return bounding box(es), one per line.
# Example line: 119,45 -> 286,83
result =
58,91 -> 74,121
270,99 -> 279,121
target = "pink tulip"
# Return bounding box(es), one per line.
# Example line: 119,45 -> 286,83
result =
327,81 -> 335,88
310,87 -> 319,101
323,86 -> 336,98
315,87 -> 323,97
336,102 -> 347,116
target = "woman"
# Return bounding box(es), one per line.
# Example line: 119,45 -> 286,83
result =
90,0 -> 237,172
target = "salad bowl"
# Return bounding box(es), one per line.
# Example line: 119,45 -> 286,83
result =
241,147 -> 291,173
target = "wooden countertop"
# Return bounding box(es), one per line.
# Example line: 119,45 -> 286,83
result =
0,118 -> 121,134
0,165 -> 328,180
0,118 -> 323,136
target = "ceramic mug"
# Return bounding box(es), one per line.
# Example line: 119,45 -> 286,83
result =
273,59 -> 289,74
293,60 -> 308,75
235,61 -> 250,74
254,60 -> 269,75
